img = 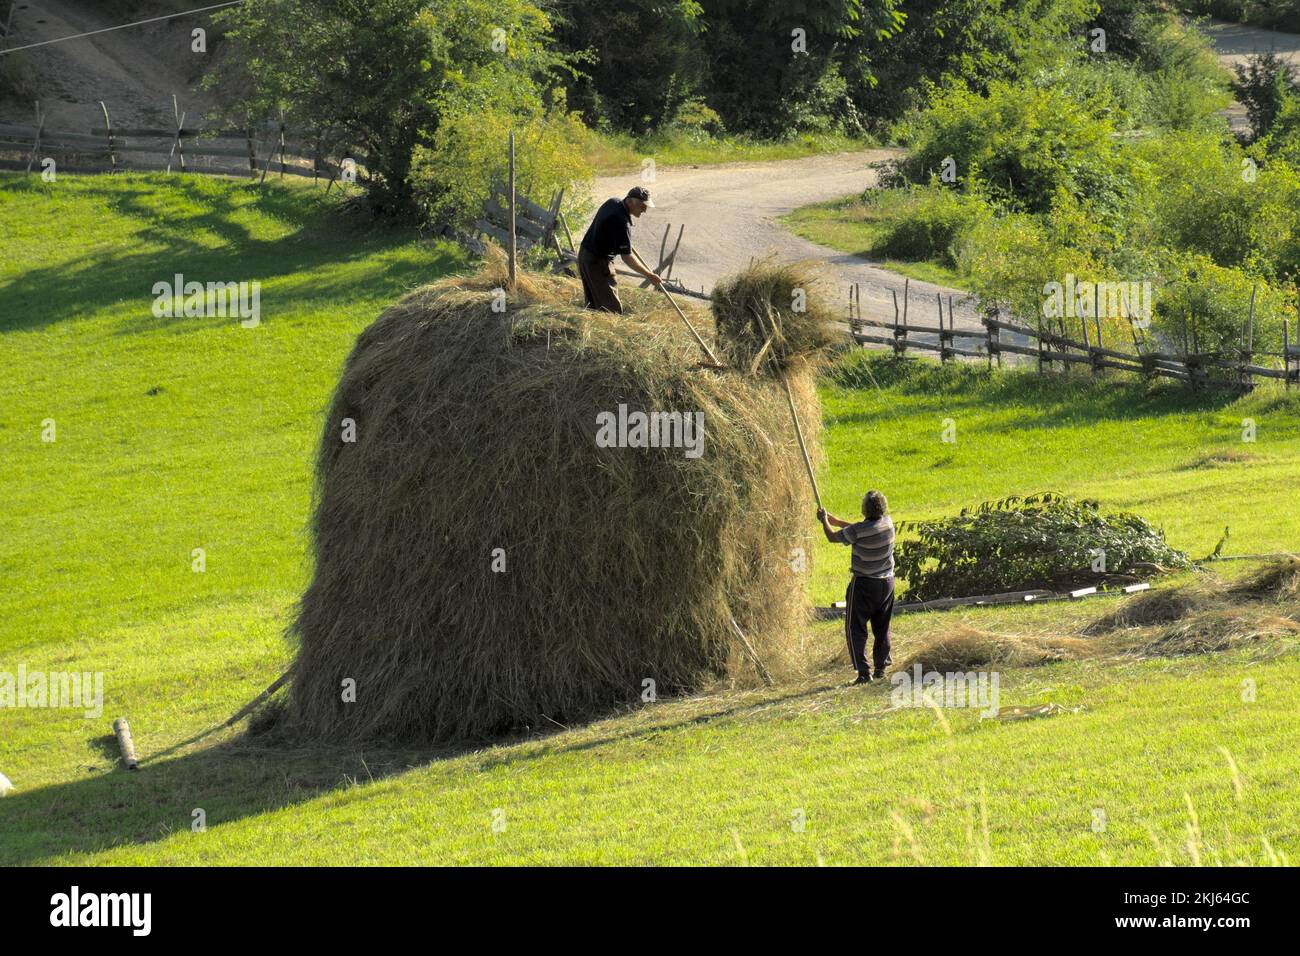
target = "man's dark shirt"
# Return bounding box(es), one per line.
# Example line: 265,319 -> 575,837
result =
580,198 -> 632,261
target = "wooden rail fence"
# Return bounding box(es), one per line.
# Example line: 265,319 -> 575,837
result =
0,98 -> 351,186
846,279 -> 1300,391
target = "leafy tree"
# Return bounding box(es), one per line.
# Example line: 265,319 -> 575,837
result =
899,79 -> 1122,214
699,0 -> 905,137
550,0 -> 707,134
853,0 -> 1095,125
208,0 -> 570,221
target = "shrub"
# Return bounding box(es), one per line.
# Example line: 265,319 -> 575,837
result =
1233,51 -> 1298,141
1130,130 -> 1300,279
899,79 -> 1123,214
895,493 -> 1191,600
0,52 -> 39,104
865,186 -> 991,265
953,211 -> 1098,322
411,107 -> 593,236
1151,253 -> 1290,356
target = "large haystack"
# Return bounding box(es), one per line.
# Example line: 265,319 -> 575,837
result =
282,254 -> 829,744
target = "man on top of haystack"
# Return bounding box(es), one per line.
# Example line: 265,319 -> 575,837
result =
578,186 -> 664,313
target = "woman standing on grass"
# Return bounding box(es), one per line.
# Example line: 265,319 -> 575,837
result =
819,490 -> 895,685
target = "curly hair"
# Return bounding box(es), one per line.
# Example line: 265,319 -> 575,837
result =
862,490 -> 888,520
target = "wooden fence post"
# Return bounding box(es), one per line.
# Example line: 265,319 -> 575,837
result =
167,94 -> 186,173
100,101 -> 116,173
899,280 -> 909,356
1286,315 -> 1292,390
937,293 -> 948,363
277,109 -> 287,179
26,100 -> 44,174
891,289 -> 903,356
1245,285 -> 1256,391
508,130 -> 517,288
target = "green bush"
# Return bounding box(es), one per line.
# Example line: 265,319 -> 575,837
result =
1132,11 -> 1231,129
1151,253 -> 1290,357
1233,51 -> 1298,141
0,52 -> 38,104
865,186 -> 991,265
899,79 -> 1124,214
953,210 -> 1098,322
895,493 -> 1191,600
1130,130 -> 1300,279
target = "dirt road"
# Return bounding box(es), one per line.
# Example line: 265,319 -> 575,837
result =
587,18 -> 1300,332
590,152 -> 986,331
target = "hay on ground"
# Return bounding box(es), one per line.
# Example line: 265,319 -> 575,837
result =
280,250 -> 826,744
1084,587 -> 1205,634
1227,556 -> 1300,601
1132,610 -> 1300,657
893,625 -> 1095,673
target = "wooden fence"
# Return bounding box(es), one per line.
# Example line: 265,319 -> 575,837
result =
0,98 -> 350,185
847,281 -> 1300,391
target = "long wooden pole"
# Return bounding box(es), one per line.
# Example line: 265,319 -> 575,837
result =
728,615 -> 773,686
659,284 -> 722,365
779,367 -> 822,511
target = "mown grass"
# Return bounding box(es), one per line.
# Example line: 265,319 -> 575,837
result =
581,129 -> 872,176
1,171 -> 1298,866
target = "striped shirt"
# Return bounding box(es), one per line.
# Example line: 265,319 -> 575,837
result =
836,516 -> 895,578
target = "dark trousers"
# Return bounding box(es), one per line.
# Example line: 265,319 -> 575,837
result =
578,249 -> 623,314
845,575 -> 894,677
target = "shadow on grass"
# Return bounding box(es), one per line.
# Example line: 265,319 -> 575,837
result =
822,351 -> 1246,429
0,174 -> 462,334
0,677 -> 865,865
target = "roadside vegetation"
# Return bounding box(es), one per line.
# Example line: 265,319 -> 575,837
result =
786,3 -> 1300,365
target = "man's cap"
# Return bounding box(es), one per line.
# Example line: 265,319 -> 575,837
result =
626,186 -> 655,207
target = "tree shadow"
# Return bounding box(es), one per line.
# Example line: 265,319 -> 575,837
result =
0,677 -> 860,865
824,353 -> 1240,431
0,175 -> 453,334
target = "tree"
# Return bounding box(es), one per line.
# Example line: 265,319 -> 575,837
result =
551,0 -> 707,134
209,0 -> 569,221
699,0 -> 905,137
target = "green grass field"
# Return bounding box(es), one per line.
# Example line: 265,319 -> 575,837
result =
2,173 -> 1298,866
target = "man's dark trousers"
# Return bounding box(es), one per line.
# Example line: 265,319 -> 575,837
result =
578,248 -> 623,313
845,575 -> 894,677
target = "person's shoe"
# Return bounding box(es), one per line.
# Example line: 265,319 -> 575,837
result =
852,673 -> 872,686
873,668 -> 889,682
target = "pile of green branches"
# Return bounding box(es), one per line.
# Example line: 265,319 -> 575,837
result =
894,493 -> 1191,601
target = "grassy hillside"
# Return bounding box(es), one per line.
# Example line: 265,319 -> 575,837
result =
1,172 -> 1298,866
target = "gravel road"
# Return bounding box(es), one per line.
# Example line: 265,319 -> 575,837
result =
590,151 -> 986,332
